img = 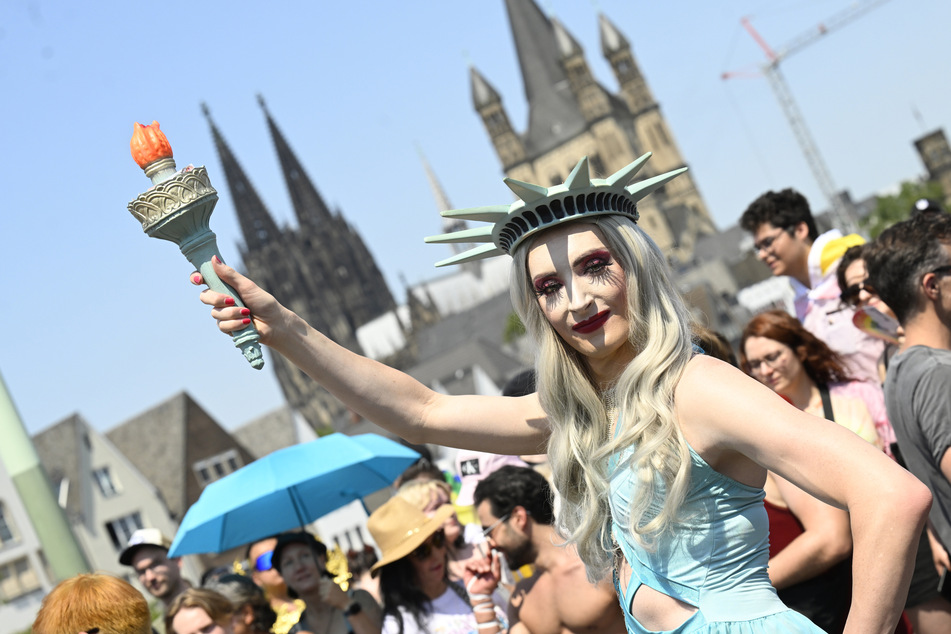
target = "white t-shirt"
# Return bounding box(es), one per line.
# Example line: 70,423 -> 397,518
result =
382,585 -> 506,634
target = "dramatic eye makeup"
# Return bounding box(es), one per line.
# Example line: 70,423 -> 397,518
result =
531,249 -> 617,298
533,276 -> 562,296
580,250 -> 614,277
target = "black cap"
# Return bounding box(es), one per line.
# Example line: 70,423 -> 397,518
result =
912,198 -> 946,216
271,532 -> 328,575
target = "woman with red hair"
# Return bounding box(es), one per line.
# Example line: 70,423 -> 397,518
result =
32,573 -> 151,634
740,310 -> 888,632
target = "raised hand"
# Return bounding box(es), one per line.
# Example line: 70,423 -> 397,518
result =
463,548 -> 502,597
191,256 -> 289,347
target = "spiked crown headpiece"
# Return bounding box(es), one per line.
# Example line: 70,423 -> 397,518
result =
424,153 -> 687,267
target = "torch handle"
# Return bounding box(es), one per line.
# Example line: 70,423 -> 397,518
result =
180,229 -> 265,370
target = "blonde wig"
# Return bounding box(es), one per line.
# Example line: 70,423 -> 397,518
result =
511,215 -> 695,579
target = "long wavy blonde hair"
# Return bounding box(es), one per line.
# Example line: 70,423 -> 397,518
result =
511,216 -> 695,580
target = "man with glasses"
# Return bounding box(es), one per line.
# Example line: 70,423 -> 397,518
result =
119,528 -> 191,634
741,188 -> 882,384
868,213 -> 951,625
246,534 -> 306,634
473,466 -> 625,634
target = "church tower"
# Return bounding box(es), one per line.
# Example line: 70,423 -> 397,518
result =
600,14 -> 715,253
473,0 -> 716,262
203,102 -> 395,430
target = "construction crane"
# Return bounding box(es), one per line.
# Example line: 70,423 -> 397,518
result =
723,0 -> 893,233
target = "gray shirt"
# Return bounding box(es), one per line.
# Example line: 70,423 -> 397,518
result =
884,345 -> 951,552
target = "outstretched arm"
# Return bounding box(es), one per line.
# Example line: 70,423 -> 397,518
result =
676,355 -> 931,634
194,258 -> 550,454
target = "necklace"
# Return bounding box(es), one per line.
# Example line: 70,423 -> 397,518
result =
603,388 -> 619,437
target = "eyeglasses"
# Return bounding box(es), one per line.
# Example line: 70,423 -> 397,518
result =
840,281 -> 877,308
745,350 -> 785,374
254,550 -> 274,572
930,265 -> 951,278
481,513 -> 511,541
752,229 -> 788,255
410,530 -> 446,560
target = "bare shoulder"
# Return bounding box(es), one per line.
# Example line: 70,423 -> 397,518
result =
675,354 -> 797,444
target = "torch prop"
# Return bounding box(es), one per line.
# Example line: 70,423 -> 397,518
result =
127,121 -> 264,369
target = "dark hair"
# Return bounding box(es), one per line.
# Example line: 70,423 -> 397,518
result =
692,326 -> 737,367
740,310 -> 851,385
378,552 -> 443,634
502,369 -> 536,396
347,545 -> 379,577
395,458 -> 445,488
200,566 -> 232,586
866,213 -> 951,324
740,188 -> 818,242
835,244 -> 867,296
473,466 -> 554,525
204,574 -> 276,634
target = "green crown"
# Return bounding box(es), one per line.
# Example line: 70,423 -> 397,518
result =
424,153 -> 687,267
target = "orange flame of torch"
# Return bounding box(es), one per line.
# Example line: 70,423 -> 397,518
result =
130,121 -> 173,168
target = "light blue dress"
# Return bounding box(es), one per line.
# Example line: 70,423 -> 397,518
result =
609,442 -> 824,633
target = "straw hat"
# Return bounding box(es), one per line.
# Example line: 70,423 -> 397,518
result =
368,496 -> 454,574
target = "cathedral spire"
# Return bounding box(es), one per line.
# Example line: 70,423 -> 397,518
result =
418,147 -> 482,277
599,14 -> 655,113
471,66 -> 526,170
202,103 -> 281,252
503,0 -> 586,155
257,95 -> 333,231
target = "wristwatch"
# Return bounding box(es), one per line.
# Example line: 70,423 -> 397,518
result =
344,601 -> 363,617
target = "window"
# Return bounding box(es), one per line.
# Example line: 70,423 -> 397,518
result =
105,512 -> 143,551
92,467 -> 120,498
0,557 -> 41,601
0,503 -> 16,546
193,450 -> 243,487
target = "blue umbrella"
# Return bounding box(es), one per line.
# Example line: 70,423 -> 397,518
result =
168,433 -> 419,557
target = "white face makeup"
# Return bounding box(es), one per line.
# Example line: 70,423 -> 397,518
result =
527,223 -> 634,383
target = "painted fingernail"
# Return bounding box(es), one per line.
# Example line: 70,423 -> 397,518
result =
213,255 -> 222,264
240,308 -> 251,316
191,274 -> 201,284
225,297 -> 235,306
242,318 -> 251,325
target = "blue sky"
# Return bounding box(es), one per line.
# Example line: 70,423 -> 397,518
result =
2,0 -> 948,436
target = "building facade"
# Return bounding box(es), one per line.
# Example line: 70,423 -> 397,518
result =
472,1 -> 717,263
915,128 -> 951,206
33,414 -> 203,591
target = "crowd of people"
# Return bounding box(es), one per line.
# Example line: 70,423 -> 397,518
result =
30,152 -> 951,634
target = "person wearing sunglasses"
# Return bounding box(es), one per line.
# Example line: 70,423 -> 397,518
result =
741,188 -> 883,386
837,245 -> 904,382
473,466 -> 625,634
368,496 -> 506,634
33,573 -> 152,634
246,535 -> 305,634
271,532 -> 381,634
